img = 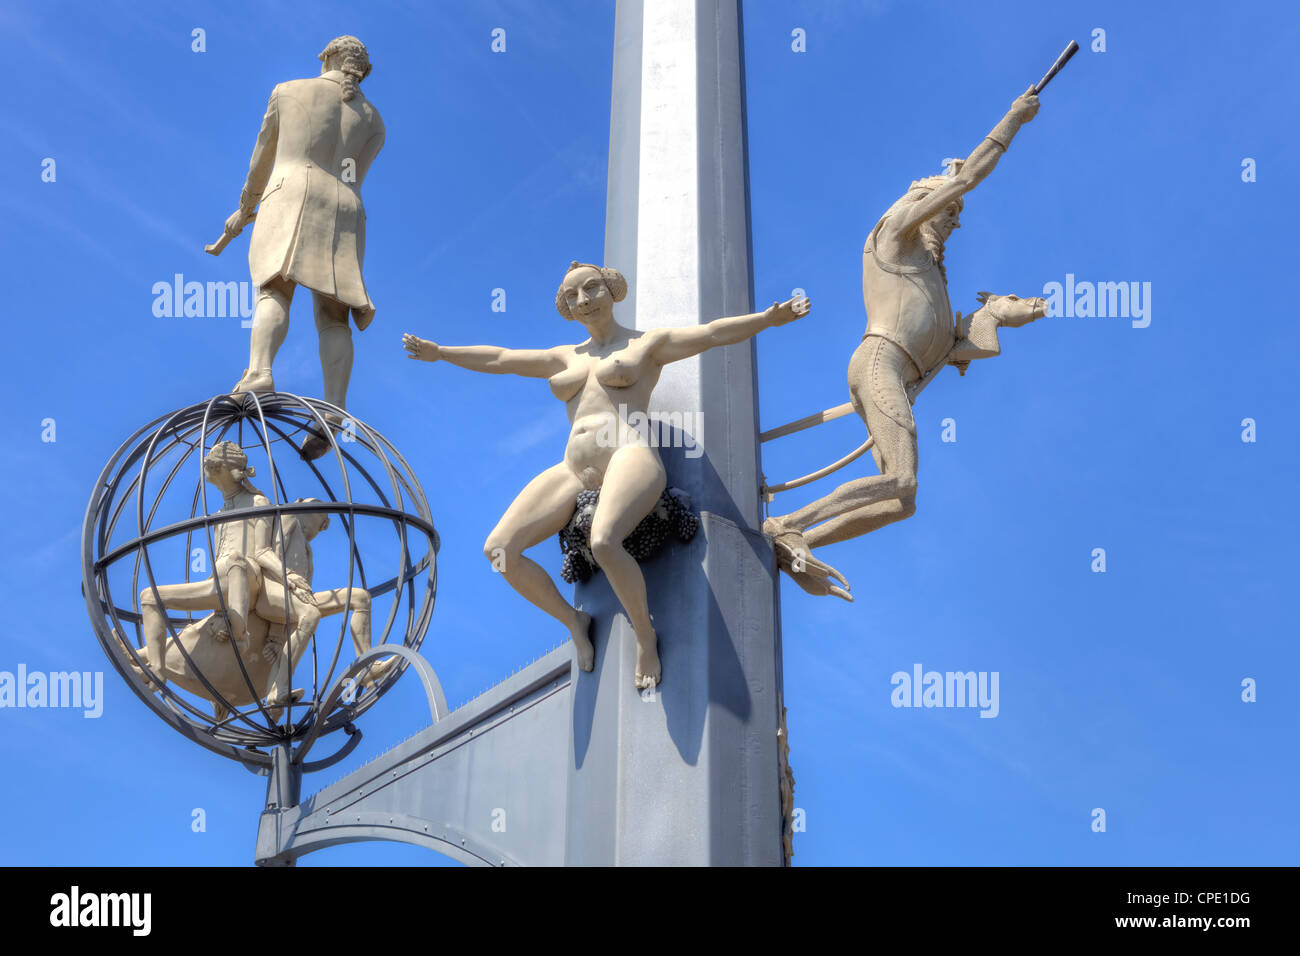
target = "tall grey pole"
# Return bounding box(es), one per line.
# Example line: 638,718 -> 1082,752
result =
566,0 -> 785,865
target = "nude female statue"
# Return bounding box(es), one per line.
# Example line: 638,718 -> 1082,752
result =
403,261 -> 809,688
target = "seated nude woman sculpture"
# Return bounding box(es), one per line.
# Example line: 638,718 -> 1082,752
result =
403,261 -> 808,689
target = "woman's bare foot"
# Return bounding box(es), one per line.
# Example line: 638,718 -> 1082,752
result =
634,628 -> 661,690
570,610 -> 594,671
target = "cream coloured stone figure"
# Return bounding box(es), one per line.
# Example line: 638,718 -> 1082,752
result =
403,262 -> 809,689
211,36 -> 385,460
134,442 -> 275,676
763,89 -> 1049,599
122,450 -> 390,720
258,500 -> 395,709
127,443 -> 316,714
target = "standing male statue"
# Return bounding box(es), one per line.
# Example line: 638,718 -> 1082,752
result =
764,88 -> 1048,598
211,36 -> 385,460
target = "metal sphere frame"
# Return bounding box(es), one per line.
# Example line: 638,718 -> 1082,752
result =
81,391 -> 440,771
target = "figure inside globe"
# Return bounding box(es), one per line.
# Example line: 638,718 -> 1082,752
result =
118,441 -> 393,721
259,497 -> 397,706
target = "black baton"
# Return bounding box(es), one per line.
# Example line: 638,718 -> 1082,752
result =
1032,40 -> 1079,94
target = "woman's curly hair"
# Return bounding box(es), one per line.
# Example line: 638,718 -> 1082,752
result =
554,261 -> 627,319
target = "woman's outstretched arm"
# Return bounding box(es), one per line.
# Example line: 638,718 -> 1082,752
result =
402,334 -> 567,378
649,295 -> 809,365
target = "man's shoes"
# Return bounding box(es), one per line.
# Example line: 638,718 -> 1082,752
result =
232,368 -> 276,394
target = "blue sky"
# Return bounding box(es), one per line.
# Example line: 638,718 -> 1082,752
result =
1,0 -> 1296,866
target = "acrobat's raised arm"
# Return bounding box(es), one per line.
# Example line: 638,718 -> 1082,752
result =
889,88 -> 1040,238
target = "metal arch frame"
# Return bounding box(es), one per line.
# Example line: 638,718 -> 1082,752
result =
251,647 -> 576,869
82,392 -> 440,770
252,643 -> 460,866
294,643 -> 449,771
256,811 -> 521,868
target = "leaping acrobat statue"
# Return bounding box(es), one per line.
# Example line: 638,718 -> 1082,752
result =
761,42 -> 1079,601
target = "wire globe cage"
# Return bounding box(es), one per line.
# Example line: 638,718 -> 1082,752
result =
81,392 -> 438,767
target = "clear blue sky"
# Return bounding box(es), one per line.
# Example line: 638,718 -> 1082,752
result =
1,0 -> 1296,866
